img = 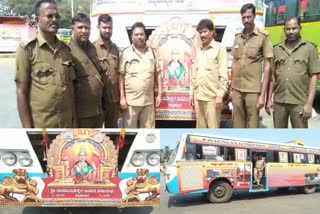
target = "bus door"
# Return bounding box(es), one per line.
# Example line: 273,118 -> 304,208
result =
176,142 -> 214,194
176,160 -> 206,194
250,151 -> 268,192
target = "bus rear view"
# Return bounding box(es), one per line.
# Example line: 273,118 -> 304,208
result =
0,129 -> 160,207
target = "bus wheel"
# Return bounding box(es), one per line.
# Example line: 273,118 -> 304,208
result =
207,181 -> 233,203
303,185 -> 316,194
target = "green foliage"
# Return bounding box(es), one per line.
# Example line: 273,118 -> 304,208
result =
160,146 -> 172,163
2,0 -> 90,28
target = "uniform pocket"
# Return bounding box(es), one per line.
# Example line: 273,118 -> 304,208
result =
62,60 -> 76,83
126,59 -> 140,75
98,57 -> 110,73
247,45 -> 260,59
32,63 -> 55,85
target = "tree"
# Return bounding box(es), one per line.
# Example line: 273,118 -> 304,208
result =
0,0 -> 15,16
3,0 -> 37,17
160,146 -> 172,163
2,0 -> 90,28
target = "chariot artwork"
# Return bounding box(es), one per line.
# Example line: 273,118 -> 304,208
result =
0,129 -> 160,207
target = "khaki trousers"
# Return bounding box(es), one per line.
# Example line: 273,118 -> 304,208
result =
123,104 -> 155,128
273,102 -> 308,128
232,89 -> 259,128
195,99 -> 221,128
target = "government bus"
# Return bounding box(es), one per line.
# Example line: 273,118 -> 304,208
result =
0,16 -> 36,52
89,0 -> 265,126
264,0 -> 320,113
0,129 -> 160,207
165,132 -> 320,203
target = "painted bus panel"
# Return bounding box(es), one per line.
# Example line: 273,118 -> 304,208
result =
0,129 -> 160,207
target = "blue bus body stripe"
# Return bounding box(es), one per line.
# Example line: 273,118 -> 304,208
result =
0,172 -> 47,182
166,176 -> 179,194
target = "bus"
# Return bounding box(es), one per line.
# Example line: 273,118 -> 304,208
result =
165,132 -> 320,203
264,0 -> 320,113
89,0 -> 265,125
0,129 -> 160,207
0,16 -> 36,52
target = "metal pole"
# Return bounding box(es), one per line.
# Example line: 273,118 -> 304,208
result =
71,0 -> 74,18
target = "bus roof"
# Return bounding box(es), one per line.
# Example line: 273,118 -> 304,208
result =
181,132 -> 320,152
0,16 -> 29,24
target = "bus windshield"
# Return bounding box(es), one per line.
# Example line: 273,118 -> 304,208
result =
167,142 -> 179,165
265,0 -> 320,26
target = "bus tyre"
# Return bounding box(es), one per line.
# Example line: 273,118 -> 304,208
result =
303,185 -> 316,194
207,181 -> 233,203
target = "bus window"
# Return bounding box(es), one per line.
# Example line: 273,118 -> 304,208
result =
307,154 -> 315,164
265,0 -> 299,26
214,26 -> 226,43
301,0 -> 320,22
288,152 -> 293,163
273,151 -> 279,162
182,143 -> 196,160
167,143 -> 179,165
315,155 -> 320,164
293,153 -> 302,163
226,147 -> 235,161
300,154 -> 308,163
278,151 -> 289,163
264,151 -> 273,162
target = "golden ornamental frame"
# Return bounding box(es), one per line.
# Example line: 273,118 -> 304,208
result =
47,129 -> 118,182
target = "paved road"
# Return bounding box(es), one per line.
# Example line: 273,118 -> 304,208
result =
1,56 -> 320,128
0,57 -> 21,127
161,174 -> 320,214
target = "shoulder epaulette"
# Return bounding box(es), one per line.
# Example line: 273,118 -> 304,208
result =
273,43 -> 281,48
258,28 -> 270,36
235,28 -> 242,36
308,41 -> 318,48
19,38 -> 36,49
121,45 -> 131,53
60,40 -> 72,51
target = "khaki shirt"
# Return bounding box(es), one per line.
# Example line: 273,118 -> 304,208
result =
15,33 -> 75,128
273,40 -> 319,105
255,159 -> 265,170
119,45 -> 161,106
191,40 -> 228,101
69,40 -> 104,118
93,37 -> 120,103
231,26 -> 273,93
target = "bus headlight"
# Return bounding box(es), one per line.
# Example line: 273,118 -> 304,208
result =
18,153 -> 33,167
147,153 -> 160,166
3,152 -> 17,166
131,152 -> 145,166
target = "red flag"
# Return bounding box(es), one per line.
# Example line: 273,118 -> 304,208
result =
118,128 -> 126,150
40,128 -> 48,147
40,128 -> 48,161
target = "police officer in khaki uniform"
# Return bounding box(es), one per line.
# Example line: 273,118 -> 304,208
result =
69,13 -> 104,128
266,17 -> 319,128
93,14 -> 120,128
189,19 -> 228,128
231,3 -> 273,128
119,22 -> 163,128
15,0 -> 76,128
253,153 -> 265,185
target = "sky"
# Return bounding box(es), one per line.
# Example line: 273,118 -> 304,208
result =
160,129 -> 320,149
